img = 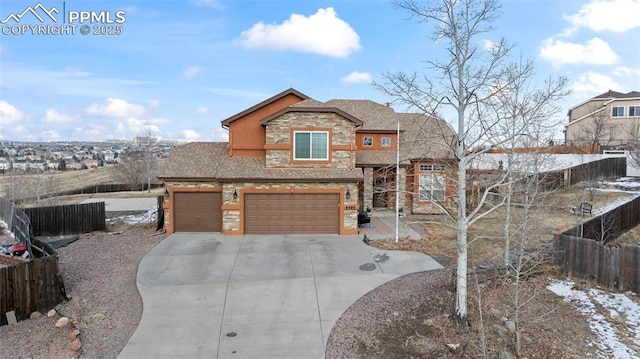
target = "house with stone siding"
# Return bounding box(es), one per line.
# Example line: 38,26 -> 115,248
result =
158,88 -> 455,235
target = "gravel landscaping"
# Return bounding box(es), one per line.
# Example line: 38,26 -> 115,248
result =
0,224 -> 165,359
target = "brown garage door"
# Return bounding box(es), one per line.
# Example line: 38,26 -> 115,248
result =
173,192 -> 222,232
244,193 -> 339,234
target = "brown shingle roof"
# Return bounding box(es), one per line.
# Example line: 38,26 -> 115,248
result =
356,151 -> 410,167
157,142 -> 226,179
326,99 -> 398,131
593,90 -> 640,99
397,113 -> 456,160
217,156 -> 362,181
158,142 -> 362,182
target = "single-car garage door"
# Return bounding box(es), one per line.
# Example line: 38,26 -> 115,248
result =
244,193 -> 339,234
173,192 -> 222,232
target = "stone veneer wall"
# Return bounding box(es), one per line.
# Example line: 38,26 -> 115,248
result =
363,168 -> 373,211
398,167 -> 407,212
265,112 -> 356,169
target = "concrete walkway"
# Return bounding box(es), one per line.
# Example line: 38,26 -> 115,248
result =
81,197 -> 157,212
357,209 -> 422,240
118,233 -> 442,359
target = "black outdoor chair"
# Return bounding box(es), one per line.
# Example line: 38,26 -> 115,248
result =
358,211 -> 371,228
571,202 -> 593,216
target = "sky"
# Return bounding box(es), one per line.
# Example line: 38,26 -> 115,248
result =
0,0 -> 638,143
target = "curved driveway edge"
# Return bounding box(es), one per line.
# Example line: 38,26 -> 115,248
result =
118,233 -> 443,359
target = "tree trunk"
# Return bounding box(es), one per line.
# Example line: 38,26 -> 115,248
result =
452,104 -> 470,327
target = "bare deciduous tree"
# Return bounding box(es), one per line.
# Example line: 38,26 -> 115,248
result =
376,0 -> 568,327
626,119 -> 640,168
116,152 -> 146,191
575,105 -> 617,153
136,131 -> 158,192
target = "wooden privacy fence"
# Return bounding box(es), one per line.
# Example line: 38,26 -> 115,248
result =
23,202 -> 106,236
563,196 -> 640,242
0,238 -> 67,326
554,195 -> 640,294
554,235 -> 639,293
564,157 -> 627,187
0,197 -> 34,258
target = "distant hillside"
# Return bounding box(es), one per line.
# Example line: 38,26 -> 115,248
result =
0,164 -> 162,201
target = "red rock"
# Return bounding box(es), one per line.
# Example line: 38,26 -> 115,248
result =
30,311 -> 42,320
69,329 -> 80,340
70,338 -> 82,351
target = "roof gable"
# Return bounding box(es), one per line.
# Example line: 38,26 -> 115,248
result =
593,90 -> 640,99
221,88 -> 309,126
259,106 -> 364,126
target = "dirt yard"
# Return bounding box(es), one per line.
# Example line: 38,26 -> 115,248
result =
339,184 -> 640,358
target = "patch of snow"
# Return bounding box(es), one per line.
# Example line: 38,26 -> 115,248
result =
0,219 -> 16,241
591,192 -> 640,216
547,280 -> 640,359
107,206 -> 157,225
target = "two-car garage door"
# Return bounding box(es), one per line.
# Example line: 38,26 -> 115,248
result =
172,192 -> 340,234
244,193 -> 339,234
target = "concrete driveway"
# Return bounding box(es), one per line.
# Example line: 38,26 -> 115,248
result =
118,233 -> 443,359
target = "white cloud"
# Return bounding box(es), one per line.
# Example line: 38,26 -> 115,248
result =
40,130 -> 61,141
237,7 -> 361,58
195,106 -> 210,115
480,39 -> 497,51
11,125 -> 29,137
85,98 -> 146,118
341,71 -> 372,84
562,0 -> 640,36
41,109 -> 76,124
0,101 -> 23,124
183,66 -> 203,78
148,117 -> 171,125
213,127 -> 228,141
571,71 -> 622,99
539,37 -> 618,66
613,66 -> 640,77
180,129 -> 201,141
75,124 -> 108,139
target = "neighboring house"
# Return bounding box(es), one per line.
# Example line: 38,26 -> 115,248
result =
158,88 -> 455,235
47,160 -> 59,171
0,159 -> 10,172
66,161 -> 83,170
566,90 -> 640,148
82,159 -> 100,169
28,160 -> 46,172
12,159 -> 28,171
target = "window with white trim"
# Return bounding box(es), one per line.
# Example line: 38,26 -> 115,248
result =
418,163 -> 446,201
381,137 -> 392,147
629,106 -> 640,117
612,106 -> 625,117
419,164 -> 445,171
363,137 -> 373,146
293,131 -> 329,160
419,173 -> 445,201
